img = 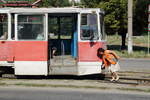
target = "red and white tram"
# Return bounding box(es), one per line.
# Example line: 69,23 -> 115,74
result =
0,8 -> 106,76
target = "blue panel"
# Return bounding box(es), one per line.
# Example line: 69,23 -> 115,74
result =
71,31 -> 78,58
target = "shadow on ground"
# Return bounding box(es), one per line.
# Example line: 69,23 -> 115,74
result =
15,74 -> 105,80
16,75 -> 140,85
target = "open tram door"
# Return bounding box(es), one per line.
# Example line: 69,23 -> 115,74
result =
48,13 -> 78,75
14,13 -> 48,75
77,9 -> 106,75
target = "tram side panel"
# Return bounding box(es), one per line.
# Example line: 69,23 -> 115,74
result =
14,41 -> 48,75
13,13 -> 48,76
0,41 -> 14,63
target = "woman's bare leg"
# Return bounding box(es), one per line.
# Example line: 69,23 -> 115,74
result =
110,71 -> 115,81
115,72 -> 119,81
113,72 -> 119,81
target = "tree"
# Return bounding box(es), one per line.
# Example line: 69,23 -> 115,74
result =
40,0 -> 71,7
81,0 -> 101,8
98,0 -> 127,50
133,0 -> 150,35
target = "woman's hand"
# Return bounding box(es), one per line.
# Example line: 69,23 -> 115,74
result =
101,64 -> 105,69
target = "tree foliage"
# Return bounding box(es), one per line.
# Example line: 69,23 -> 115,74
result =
100,0 -> 127,35
81,0 -> 101,8
40,0 -> 70,7
133,0 -> 150,35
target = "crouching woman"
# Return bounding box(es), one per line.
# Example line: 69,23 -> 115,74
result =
98,48 -> 120,81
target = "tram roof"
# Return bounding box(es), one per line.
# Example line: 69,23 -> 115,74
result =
0,7 -> 104,14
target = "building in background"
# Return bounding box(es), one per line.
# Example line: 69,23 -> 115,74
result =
0,0 -> 42,7
69,0 -> 80,3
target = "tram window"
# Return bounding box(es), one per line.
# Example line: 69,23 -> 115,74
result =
48,17 -> 73,39
100,14 -> 106,40
48,17 -> 58,39
18,15 -> 45,40
0,14 -> 8,40
80,14 -> 98,40
60,17 -> 73,39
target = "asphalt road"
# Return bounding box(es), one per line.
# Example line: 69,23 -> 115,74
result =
119,58 -> 150,71
0,87 -> 150,100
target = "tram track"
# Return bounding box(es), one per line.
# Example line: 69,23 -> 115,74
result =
0,73 -> 150,93
0,71 -> 150,86
104,76 -> 150,85
104,71 -> 150,85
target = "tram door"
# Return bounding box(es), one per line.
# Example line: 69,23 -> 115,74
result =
48,14 -> 77,67
0,13 -> 14,62
14,14 -> 48,75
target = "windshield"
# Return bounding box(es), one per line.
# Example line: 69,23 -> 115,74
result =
80,13 -> 98,40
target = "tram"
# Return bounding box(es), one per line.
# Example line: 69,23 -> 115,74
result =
0,8 -> 106,76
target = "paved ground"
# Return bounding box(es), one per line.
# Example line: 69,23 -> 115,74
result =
0,87 -> 150,100
119,58 -> 150,72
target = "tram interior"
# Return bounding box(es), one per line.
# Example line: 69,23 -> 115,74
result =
48,13 -> 78,66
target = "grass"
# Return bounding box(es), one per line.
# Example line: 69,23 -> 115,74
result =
107,35 -> 150,58
13,83 -> 109,90
0,82 -> 6,85
113,50 -> 150,58
107,35 -> 148,46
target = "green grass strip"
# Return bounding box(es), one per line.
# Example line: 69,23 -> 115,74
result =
14,83 -> 109,90
0,82 -> 6,85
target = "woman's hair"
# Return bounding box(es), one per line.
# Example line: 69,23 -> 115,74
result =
97,48 -> 105,58
97,48 -> 105,53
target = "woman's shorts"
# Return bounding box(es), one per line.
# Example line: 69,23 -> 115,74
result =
108,62 -> 120,72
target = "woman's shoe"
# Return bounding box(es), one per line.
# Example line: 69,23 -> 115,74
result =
110,77 -> 115,82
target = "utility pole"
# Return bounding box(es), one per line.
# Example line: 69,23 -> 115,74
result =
71,0 -> 75,7
128,0 -> 133,54
148,5 -> 150,55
